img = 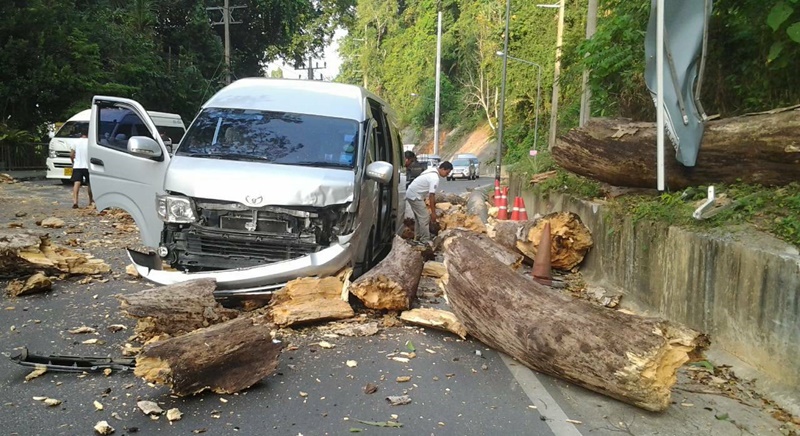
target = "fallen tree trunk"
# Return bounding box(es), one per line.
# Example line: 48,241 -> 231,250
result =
553,109 -> 800,189
269,276 -> 354,327
442,233 -> 708,412
399,308 -> 467,339
434,192 -> 467,205
438,229 -> 524,270
134,316 -> 280,396
350,236 -> 424,310
489,212 -> 593,270
117,279 -> 239,340
0,230 -> 110,278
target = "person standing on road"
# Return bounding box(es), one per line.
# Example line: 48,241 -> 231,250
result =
405,161 -> 453,244
404,150 -> 427,188
69,134 -> 93,209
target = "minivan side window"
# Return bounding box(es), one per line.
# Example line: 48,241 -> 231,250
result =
96,106 -> 154,153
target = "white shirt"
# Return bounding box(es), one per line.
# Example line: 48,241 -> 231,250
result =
72,139 -> 89,169
406,168 -> 440,201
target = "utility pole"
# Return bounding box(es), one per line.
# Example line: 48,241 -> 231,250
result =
579,0 -> 598,127
433,1 -> 443,156
294,57 -> 326,80
208,0 -> 245,84
496,0 -> 511,181
547,0 -> 565,150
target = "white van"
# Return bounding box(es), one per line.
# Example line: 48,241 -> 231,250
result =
47,109 -> 186,183
88,78 -> 403,298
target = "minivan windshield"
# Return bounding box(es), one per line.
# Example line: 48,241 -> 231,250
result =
176,108 -> 359,169
452,158 -> 471,166
55,121 -> 88,138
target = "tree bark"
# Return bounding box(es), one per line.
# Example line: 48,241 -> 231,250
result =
434,192 -> 468,205
489,212 -> 593,270
350,236 -> 424,311
439,228 -> 524,270
134,316 -> 280,396
117,278 -> 239,340
0,230 -> 110,278
442,233 -> 708,412
553,109 -> 800,189
269,276 -> 354,327
399,308 -> 467,339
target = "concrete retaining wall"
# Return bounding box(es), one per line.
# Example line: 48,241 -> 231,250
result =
509,176 -> 800,410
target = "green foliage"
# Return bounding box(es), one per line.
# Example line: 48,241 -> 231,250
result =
0,0 -> 350,134
536,168 -> 602,200
602,183 -> 800,248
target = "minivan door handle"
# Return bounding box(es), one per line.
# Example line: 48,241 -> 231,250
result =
90,158 -> 104,166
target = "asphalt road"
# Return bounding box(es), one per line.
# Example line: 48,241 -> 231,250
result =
1,179 -> 791,436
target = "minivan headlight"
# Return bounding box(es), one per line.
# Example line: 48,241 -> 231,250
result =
156,195 -> 197,223
48,149 -> 57,158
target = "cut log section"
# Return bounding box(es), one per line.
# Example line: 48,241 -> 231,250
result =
553,109 -> 800,189
489,212 -> 593,270
269,276 -> 354,327
434,192 -> 468,205
399,308 -> 467,339
439,211 -> 487,233
443,233 -> 708,412
0,229 -> 110,277
134,316 -> 280,396
349,236 -> 424,311
117,278 -> 239,340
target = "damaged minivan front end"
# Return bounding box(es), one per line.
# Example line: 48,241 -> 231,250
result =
89,79 -> 401,298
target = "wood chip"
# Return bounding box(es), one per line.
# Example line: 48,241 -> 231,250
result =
94,401 -> 104,411
44,398 -> 61,407
25,366 -> 47,381
318,341 -> 335,349
94,421 -> 114,435
346,360 -> 358,368
68,326 -> 97,334
137,400 -> 163,415
364,383 -> 378,394
167,408 -> 183,422
395,376 -> 412,383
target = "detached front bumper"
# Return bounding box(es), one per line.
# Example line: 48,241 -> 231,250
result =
127,241 -> 353,298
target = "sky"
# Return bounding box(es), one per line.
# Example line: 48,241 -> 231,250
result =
266,28 -> 346,81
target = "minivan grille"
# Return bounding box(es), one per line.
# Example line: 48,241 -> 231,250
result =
184,231 -> 319,262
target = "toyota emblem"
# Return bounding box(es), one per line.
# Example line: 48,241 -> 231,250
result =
245,195 -> 263,206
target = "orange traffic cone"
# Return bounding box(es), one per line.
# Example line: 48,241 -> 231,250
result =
497,187 -> 508,220
510,197 -> 521,221
532,221 -> 552,285
494,179 -> 501,207
518,198 -> 529,221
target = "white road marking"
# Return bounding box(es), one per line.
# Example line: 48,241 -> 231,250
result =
500,353 -> 583,436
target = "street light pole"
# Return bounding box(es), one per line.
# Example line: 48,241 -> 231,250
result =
496,52 -> 543,151
548,0 -> 565,150
495,0 -> 511,181
433,2 -> 443,156
579,0 -> 598,127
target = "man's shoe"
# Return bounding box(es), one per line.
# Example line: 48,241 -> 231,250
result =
72,204 -> 78,209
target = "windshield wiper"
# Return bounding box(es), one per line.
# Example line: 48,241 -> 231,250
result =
290,161 -> 353,169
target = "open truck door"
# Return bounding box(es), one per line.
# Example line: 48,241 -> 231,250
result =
87,97 -> 170,248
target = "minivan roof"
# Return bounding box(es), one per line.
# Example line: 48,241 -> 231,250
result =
65,109 -> 184,127
203,78 -> 392,122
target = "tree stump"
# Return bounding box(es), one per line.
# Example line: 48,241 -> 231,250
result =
117,278 -> 239,340
269,276 -> 354,327
349,236 -> 424,310
443,233 -> 708,412
489,212 -> 593,270
134,316 -> 280,396
553,109 -> 800,189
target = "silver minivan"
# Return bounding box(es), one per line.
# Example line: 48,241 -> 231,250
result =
88,78 -> 403,298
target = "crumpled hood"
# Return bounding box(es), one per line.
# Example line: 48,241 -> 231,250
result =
165,156 -> 355,207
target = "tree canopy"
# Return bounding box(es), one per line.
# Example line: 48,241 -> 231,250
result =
0,0 -> 354,137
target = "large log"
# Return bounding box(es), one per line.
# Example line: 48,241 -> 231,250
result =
269,276 -> 354,327
442,233 -> 708,412
553,109 -> 800,189
349,236 -> 424,311
117,279 -> 239,340
489,212 -> 593,270
134,316 -> 280,396
0,229 -> 110,278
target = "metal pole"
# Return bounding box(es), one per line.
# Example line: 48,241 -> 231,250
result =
224,0 -> 231,84
656,0 -> 665,191
433,7 -> 443,156
579,0 -> 598,127
547,0 -> 564,150
534,64 -> 542,150
496,0 -> 511,181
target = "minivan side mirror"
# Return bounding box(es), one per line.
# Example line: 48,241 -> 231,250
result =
366,161 -> 394,184
128,136 -> 164,159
